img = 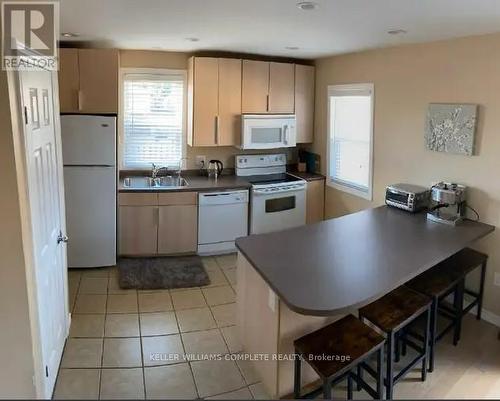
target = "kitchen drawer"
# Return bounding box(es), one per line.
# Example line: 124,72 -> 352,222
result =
119,193 -> 158,206
158,192 -> 197,206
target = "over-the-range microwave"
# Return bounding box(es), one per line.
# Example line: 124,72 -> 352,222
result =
240,114 -> 296,149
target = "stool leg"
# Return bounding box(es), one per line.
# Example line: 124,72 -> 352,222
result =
401,328 -> 407,357
347,372 -> 353,400
357,364 -> 363,392
293,352 -> 301,399
453,279 -> 465,346
385,331 -> 395,400
323,378 -> 332,400
395,332 -> 401,362
422,307 -> 430,382
357,312 -> 364,391
377,347 -> 383,400
429,297 -> 438,373
477,260 -> 487,320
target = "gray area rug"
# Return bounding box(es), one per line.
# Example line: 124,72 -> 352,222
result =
118,256 -> 210,290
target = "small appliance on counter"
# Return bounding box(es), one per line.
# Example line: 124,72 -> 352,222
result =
385,183 -> 430,212
207,159 -> 223,179
427,182 -> 467,226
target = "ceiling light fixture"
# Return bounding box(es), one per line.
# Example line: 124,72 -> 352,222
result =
61,32 -> 78,38
285,46 -> 299,50
185,37 -> 200,42
296,1 -> 318,11
387,29 -> 407,35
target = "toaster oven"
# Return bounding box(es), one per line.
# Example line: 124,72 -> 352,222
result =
385,183 -> 430,212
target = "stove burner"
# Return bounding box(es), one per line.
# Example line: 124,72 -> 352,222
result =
246,173 -> 303,186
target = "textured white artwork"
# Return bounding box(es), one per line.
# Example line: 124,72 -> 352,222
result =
425,103 -> 477,156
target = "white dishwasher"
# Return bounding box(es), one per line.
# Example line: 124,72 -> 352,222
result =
198,190 -> 249,255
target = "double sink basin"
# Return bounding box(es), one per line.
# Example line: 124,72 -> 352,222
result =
122,176 -> 189,189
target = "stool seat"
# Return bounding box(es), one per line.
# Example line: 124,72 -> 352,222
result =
406,265 -> 461,298
407,248 -> 487,298
359,286 -> 431,333
294,314 -> 384,380
442,248 -> 488,279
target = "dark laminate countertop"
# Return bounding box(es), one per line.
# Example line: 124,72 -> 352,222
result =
235,206 -> 494,316
118,174 -> 251,193
288,171 -> 325,182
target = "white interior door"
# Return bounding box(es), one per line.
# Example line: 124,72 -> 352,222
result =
19,69 -> 68,397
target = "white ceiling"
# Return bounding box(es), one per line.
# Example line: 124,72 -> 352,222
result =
60,0 -> 500,59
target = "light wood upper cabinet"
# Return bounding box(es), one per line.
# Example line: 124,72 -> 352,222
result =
269,62 -> 295,113
306,179 -> 325,224
242,60 -> 295,114
295,64 -> 315,143
57,48 -> 119,113
158,205 -> 197,254
78,49 -> 119,113
242,60 -> 269,113
188,57 -> 242,147
218,58 -> 242,146
190,57 -> 219,146
119,206 -> 158,255
58,49 -> 79,112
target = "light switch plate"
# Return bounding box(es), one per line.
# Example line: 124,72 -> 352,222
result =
494,272 -> 500,287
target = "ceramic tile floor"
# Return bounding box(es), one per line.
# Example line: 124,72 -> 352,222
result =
55,253 -> 271,400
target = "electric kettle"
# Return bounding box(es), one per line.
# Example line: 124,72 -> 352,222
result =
207,160 -> 223,179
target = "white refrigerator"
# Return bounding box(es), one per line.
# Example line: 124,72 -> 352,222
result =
61,114 -> 117,268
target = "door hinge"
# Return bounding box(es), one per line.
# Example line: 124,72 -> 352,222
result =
24,106 -> 28,125
45,365 -> 49,378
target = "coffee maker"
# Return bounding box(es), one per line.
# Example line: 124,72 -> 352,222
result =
427,182 -> 466,226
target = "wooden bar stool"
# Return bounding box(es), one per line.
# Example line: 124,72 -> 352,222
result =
443,248 -> 488,320
293,314 -> 385,400
359,286 -> 432,400
405,247 -> 488,372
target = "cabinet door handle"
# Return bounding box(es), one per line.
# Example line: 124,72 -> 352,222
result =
215,115 -> 219,145
266,94 -> 269,112
77,90 -> 83,111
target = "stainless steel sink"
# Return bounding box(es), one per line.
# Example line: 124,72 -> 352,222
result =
123,176 -> 189,189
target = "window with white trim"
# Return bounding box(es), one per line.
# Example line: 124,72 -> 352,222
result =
327,83 -> 374,200
121,69 -> 186,169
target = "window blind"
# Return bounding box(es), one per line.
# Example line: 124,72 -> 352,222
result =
328,85 -> 373,194
122,73 -> 185,169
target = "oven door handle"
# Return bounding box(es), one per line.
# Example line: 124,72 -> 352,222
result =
253,186 -> 305,196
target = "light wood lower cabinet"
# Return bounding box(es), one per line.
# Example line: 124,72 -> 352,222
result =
158,205 -> 198,254
306,179 -> 325,224
118,192 -> 198,256
119,206 -> 158,255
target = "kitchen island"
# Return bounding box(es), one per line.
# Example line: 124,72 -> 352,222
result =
235,206 -> 494,397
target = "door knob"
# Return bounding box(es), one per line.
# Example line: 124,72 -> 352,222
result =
57,231 -> 69,244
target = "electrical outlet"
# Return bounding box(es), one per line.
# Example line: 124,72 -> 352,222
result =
196,155 -> 206,169
494,272 -> 500,287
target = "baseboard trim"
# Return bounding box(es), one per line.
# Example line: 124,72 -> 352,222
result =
444,293 -> 500,328
466,303 -> 500,328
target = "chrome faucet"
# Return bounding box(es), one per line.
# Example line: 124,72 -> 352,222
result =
151,163 -> 167,179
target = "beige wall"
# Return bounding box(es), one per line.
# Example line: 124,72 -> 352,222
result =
119,50 -> 296,170
0,67 -> 36,395
312,32 -> 500,317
